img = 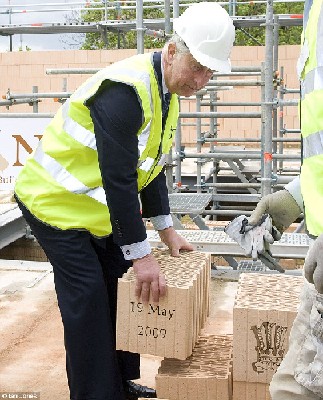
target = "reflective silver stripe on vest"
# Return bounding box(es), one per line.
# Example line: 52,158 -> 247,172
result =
138,122 -> 152,156
75,63 -> 155,158
301,66 -> 323,99
75,69 -> 109,99
60,101 -> 97,150
303,130 -> 323,158
75,66 -> 148,99
303,0 -> 314,30
318,3 -> 323,66
33,142 -> 107,205
138,157 -> 155,172
65,62 -> 154,158
157,154 -> 167,166
300,2 -> 323,99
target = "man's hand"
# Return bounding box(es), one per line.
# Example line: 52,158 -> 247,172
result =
304,234 -> 323,294
158,227 -> 194,256
248,190 -> 301,234
132,253 -> 166,303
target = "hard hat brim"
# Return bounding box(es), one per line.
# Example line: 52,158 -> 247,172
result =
190,47 -> 232,73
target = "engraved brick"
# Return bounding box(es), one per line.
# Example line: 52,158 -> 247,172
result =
116,249 -> 210,360
233,273 -> 303,384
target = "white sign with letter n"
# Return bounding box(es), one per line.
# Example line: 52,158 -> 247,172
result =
0,118 -> 51,190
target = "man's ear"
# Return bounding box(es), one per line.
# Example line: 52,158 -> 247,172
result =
166,43 -> 176,64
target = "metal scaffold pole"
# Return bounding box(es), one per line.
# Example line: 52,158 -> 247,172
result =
0,2 -> 304,221
173,0 -> 180,18
136,0 -> 144,54
272,14 -> 280,174
262,0 -> 275,196
164,0 -> 171,35
164,0 -> 173,193
196,94 -> 203,194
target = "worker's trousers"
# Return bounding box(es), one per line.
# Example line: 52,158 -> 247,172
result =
16,198 -> 140,400
270,278 -> 323,400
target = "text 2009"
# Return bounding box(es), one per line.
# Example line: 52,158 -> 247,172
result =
137,326 -> 166,338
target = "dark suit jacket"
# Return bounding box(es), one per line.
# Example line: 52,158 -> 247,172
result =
88,52 -> 170,247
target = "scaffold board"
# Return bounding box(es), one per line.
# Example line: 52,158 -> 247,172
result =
0,203 -> 26,250
0,15 -> 303,37
147,229 -> 309,259
169,193 -> 212,214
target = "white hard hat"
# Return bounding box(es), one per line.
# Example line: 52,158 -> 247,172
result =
173,2 -> 235,73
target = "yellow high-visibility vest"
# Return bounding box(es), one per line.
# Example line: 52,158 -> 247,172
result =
299,0 -> 323,236
15,53 -> 179,237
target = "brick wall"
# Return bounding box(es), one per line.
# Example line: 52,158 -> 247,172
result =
0,45 -> 301,146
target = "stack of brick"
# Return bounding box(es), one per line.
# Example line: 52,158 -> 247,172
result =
232,273 -> 303,400
156,334 -> 233,400
116,249 -> 210,360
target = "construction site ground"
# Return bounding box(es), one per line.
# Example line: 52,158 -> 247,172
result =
0,256 -> 238,400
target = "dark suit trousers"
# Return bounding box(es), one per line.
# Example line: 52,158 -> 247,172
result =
15,197 -> 140,400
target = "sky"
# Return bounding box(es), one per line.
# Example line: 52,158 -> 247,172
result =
0,0 -> 87,51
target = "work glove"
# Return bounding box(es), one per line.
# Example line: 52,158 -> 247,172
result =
226,214 -> 284,272
225,214 -> 277,260
248,189 -> 302,234
305,234 -> 323,294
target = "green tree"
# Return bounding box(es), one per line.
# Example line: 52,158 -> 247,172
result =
233,1 -> 303,46
78,0 -> 304,49
80,0 -> 165,50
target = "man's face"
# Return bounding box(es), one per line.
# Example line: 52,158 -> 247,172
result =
164,45 -> 213,97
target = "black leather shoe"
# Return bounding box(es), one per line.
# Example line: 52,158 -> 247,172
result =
123,380 -> 157,399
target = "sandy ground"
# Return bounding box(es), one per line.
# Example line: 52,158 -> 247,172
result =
0,259 -> 237,400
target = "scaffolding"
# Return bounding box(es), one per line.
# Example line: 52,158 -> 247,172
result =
0,0 -> 304,227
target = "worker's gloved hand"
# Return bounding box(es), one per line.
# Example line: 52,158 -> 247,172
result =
304,234 -> 323,294
248,215 -> 277,259
225,214 -> 275,260
158,227 -> 194,257
225,215 -> 254,257
132,253 -> 166,303
248,189 -> 301,234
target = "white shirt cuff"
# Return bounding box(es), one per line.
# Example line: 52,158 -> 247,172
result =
121,239 -> 151,260
285,176 -> 304,212
150,214 -> 173,231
